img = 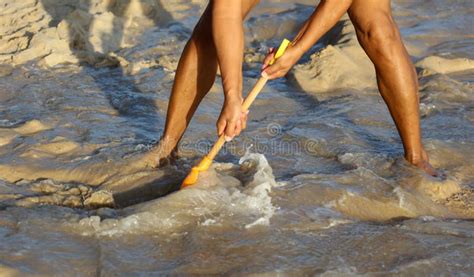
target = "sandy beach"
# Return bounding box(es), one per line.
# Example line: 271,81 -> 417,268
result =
0,0 -> 473,275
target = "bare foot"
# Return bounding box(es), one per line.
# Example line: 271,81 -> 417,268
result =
411,159 -> 439,177
406,149 -> 440,177
135,136 -> 178,169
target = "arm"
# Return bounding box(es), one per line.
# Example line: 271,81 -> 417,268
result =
213,0 -> 243,100
212,0 -> 247,141
262,0 -> 353,79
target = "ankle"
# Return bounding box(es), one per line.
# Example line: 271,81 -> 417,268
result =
160,135 -> 178,146
152,135 -> 178,154
405,151 -> 423,164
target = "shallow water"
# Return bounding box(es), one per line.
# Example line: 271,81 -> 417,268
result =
0,0 -> 473,275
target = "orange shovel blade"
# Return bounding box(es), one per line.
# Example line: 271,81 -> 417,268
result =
180,156 -> 212,188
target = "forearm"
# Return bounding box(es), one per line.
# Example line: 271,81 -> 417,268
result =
212,0 -> 244,99
293,0 -> 352,54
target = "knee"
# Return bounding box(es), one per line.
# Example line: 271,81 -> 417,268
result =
191,10 -> 213,43
356,14 -> 400,57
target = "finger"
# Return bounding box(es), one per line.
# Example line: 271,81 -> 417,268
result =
217,119 -> 226,136
262,62 -> 282,79
262,52 -> 275,70
270,69 -> 288,79
261,47 -> 275,69
235,119 -> 242,136
225,120 -> 236,141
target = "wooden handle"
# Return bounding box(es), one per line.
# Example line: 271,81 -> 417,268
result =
207,135 -> 226,160
204,39 -> 290,162
206,77 -> 268,161
242,77 -> 268,111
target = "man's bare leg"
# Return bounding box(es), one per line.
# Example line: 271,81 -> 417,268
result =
348,0 -> 438,176
139,5 -> 216,168
141,0 -> 260,168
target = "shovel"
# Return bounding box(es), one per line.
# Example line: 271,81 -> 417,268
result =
181,39 -> 290,189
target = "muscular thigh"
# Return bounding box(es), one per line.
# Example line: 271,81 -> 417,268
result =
194,0 -> 259,36
208,0 -> 259,19
241,0 -> 260,18
348,0 -> 393,35
347,0 -> 410,74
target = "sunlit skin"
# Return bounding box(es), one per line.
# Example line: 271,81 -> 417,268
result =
141,0 -> 438,177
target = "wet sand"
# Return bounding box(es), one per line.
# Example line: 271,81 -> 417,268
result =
0,0 -> 473,275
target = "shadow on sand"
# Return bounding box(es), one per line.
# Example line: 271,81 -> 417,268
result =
39,0 -> 185,205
